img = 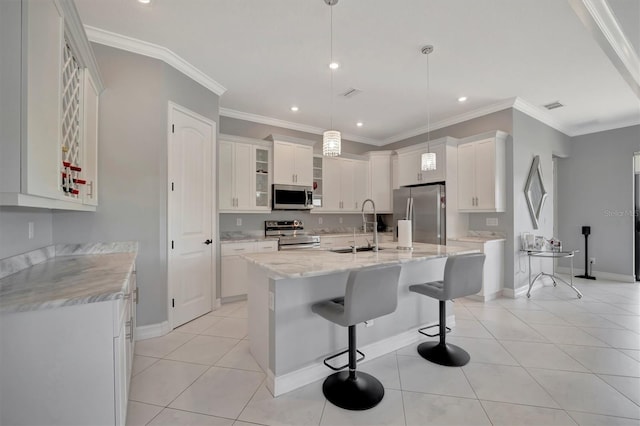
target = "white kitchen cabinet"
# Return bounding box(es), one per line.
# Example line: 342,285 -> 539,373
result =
0,265 -> 137,425
272,140 -> 313,186
318,157 -> 369,212
83,71 -> 99,206
221,240 -> 278,299
219,135 -> 272,212
0,0 -> 103,211
457,131 -> 507,212
396,138 -> 448,187
448,238 -> 504,301
367,151 -> 393,213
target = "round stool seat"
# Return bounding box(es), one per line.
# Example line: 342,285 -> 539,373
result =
323,371 -> 384,411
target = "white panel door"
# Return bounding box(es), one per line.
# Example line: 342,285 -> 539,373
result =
273,141 -> 295,184
218,141 -> 234,210
457,143 -> 476,210
340,159 -> 355,211
169,105 -> 214,328
294,144 -> 313,186
234,143 -> 252,209
353,160 -> 369,210
322,157 -> 341,210
474,139 -> 496,210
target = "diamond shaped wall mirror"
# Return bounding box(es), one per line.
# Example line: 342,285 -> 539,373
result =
524,155 -> 547,229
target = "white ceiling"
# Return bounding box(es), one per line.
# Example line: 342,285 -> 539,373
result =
74,0 -> 640,145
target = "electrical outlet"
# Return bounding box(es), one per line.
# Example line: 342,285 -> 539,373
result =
486,218 -> 498,227
589,257 -> 596,264
236,218 -> 242,226
28,222 -> 34,239
365,320 -> 374,327
318,217 -> 323,225
339,217 -> 343,224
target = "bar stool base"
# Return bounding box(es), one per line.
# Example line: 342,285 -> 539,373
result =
322,371 -> 384,410
417,341 -> 470,367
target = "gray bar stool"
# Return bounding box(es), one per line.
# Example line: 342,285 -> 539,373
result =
409,253 -> 485,367
311,264 -> 402,411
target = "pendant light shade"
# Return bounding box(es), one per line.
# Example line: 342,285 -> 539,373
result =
323,130 -> 341,157
421,152 -> 436,171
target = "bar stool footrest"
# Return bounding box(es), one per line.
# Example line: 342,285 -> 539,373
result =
323,348 -> 365,371
418,323 -> 451,338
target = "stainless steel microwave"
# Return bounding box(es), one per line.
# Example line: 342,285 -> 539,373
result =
272,184 -> 313,210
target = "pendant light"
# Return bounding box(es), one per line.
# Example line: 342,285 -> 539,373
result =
421,45 -> 436,172
323,0 -> 341,157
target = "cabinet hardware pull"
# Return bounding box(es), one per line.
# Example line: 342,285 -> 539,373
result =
134,288 -> 139,304
87,181 -> 93,198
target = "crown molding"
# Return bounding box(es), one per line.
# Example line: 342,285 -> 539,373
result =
511,97 -> 573,135
84,26 -> 226,96
569,0 -> 640,97
381,98 -> 517,145
219,108 -> 379,145
569,116 -> 640,137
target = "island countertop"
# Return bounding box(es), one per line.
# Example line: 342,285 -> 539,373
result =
0,243 -> 137,314
241,242 -> 479,279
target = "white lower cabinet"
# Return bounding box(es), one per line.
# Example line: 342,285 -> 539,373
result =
0,268 -> 137,425
221,241 -> 277,299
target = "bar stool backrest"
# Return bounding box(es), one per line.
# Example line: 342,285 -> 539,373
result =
343,264 -> 402,326
442,253 -> 486,300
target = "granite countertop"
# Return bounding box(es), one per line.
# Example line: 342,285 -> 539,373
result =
449,236 -> 506,243
240,242 -> 479,279
221,236 -> 280,243
0,242 -> 137,314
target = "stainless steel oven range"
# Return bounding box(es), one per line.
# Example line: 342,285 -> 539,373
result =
265,220 -> 320,250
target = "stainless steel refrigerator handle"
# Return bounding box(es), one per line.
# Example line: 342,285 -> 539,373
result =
405,198 -> 411,220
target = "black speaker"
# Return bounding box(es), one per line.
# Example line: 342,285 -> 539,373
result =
581,226 -> 591,236
577,225 -> 596,280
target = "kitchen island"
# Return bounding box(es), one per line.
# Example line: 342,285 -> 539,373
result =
240,242 -> 479,396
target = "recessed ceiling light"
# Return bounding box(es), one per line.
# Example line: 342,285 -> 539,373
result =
329,62 -> 340,70
458,96 -> 467,102
356,122 -> 363,127
138,0 -> 151,4
290,106 -> 299,112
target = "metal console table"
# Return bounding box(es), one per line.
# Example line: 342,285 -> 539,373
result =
522,250 -> 583,299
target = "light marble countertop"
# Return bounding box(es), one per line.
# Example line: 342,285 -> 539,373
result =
448,236 -> 506,243
240,242 -> 479,279
0,243 -> 137,314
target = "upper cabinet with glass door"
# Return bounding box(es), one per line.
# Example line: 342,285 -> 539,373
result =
218,134 -> 272,213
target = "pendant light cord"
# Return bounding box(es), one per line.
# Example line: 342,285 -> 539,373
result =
330,4 -> 334,130
426,50 -> 430,144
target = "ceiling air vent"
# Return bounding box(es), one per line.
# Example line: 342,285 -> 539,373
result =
543,101 -> 564,110
340,88 -> 362,98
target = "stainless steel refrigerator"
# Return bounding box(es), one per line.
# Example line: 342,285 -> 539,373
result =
393,184 -> 446,245
635,174 -> 640,281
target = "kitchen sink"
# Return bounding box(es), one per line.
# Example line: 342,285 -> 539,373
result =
330,246 -> 384,254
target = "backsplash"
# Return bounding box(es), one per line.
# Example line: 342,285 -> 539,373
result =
219,212 -> 394,235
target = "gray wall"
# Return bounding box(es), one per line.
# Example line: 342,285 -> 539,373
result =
220,116 -> 373,156
557,125 -> 640,279
0,208 -> 53,259
510,110 -> 571,290
52,44 -> 219,326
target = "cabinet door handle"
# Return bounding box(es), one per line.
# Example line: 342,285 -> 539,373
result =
134,287 -> 139,304
87,181 -> 94,198
126,319 -> 132,341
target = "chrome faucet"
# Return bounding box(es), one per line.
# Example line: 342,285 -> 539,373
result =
361,198 -> 378,251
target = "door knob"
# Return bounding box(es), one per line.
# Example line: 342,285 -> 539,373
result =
204,239 -> 213,245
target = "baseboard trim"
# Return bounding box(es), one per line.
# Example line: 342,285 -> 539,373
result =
502,283 -> 537,299
135,321 -> 171,341
468,290 -> 502,302
557,267 -> 635,283
266,316 -> 455,397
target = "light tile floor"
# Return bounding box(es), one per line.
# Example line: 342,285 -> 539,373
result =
128,277 -> 640,426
